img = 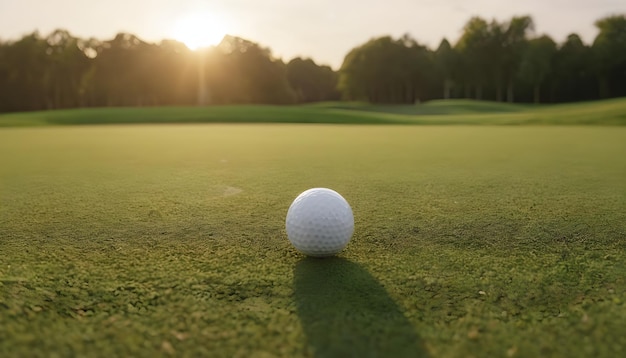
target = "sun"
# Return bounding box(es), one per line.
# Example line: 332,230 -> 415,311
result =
170,12 -> 229,50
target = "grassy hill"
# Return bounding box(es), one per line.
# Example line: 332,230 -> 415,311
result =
1,97 -> 625,127
315,99 -> 531,115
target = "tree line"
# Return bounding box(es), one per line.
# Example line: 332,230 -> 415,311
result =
0,31 -> 339,112
0,14 -> 624,112
340,14 -> 626,104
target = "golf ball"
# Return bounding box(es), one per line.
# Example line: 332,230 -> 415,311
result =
285,188 -> 354,257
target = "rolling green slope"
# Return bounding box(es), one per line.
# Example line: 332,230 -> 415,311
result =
1,97 -> 625,127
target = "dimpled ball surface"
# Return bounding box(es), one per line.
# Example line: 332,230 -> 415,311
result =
286,188 -> 354,257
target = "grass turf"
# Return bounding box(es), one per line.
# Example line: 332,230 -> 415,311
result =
1,97 -> 626,127
1,124 -> 625,357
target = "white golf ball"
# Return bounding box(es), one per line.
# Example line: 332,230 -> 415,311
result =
285,188 -> 354,257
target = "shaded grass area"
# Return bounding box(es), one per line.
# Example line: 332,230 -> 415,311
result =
295,258 -> 427,357
0,106 -> 391,127
316,99 -> 531,115
1,97 -> 626,127
1,125 -> 625,357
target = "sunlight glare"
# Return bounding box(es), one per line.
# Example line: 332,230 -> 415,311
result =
171,12 -> 229,50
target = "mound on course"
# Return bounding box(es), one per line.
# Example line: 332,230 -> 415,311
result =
0,97 -> 626,126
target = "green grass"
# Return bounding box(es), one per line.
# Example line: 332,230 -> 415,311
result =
1,124 -> 625,357
1,97 -> 626,127
316,99 -> 531,115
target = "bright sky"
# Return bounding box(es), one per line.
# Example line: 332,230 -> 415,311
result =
0,0 -> 624,69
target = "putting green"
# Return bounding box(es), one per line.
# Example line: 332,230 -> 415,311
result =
1,125 -> 625,357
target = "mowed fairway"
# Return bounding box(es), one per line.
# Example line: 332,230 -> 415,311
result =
1,124 -> 625,357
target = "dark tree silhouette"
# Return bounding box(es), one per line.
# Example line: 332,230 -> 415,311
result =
286,58 -> 339,102
552,34 -> 595,102
593,15 -> 626,98
435,39 -> 458,99
455,17 -> 493,100
519,35 -> 557,103
208,36 -> 296,104
339,35 -> 434,104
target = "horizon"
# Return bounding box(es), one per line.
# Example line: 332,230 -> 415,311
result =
1,0 -> 625,69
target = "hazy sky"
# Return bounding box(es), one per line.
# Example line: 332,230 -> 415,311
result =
1,0 -> 624,68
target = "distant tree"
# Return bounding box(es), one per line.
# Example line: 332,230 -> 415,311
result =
154,40 -> 196,105
339,35 -> 433,103
592,15 -> 626,98
453,15 -> 534,102
0,32 -> 48,111
519,35 -> 557,103
43,29 -> 92,109
81,36 -> 196,107
286,58 -> 339,103
455,17 -> 492,99
74,37 -> 101,106
338,42 -> 370,101
88,33 -> 156,106
0,40 -> 10,111
435,38 -> 457,99
487,19 -> 506,101
209,36 -> 295,104
501,16 -> 534,102
551,34 -> 595,102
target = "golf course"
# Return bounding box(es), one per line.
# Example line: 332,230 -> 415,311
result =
1,99 -> 625,357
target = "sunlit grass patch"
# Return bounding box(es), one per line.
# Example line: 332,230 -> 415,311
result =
0,125 -> 624,357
